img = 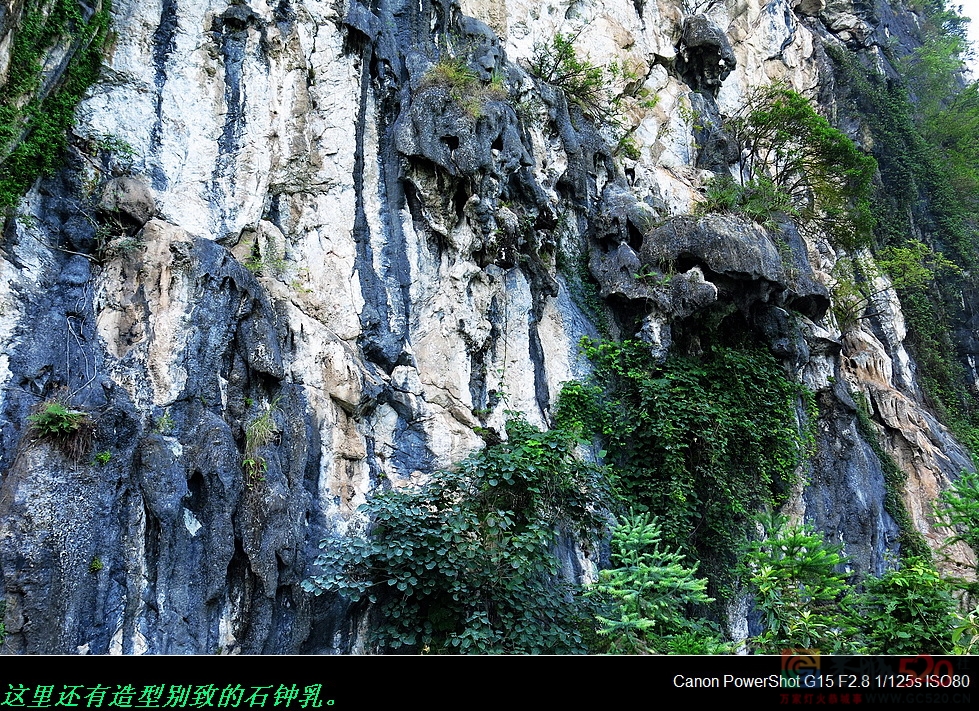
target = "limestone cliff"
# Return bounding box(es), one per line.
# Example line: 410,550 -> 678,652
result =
0,0 -> 975,653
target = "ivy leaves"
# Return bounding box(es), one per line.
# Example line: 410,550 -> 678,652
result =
1,1 -> 112,209
568,339 -> 808,592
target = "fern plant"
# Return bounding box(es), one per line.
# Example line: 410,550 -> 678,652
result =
28,401 -> 92,460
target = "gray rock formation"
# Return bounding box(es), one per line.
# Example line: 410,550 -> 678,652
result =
0,0 -> 974,653
676,14 -> 737,95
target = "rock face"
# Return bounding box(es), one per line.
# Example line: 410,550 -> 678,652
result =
0,0 -> 974,653
676,14 -> 737,94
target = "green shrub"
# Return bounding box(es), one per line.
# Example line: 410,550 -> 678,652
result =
28,401 -> 92,460
937,471 -> 979,552
859,557 -> 956,654
527,34 -> 656,164
153,410 -> 175,434
303,418 -> 607,654
243,398 -> 280,488
829,241 -> 959,332
419,58 -> 507,119
422,57 -> 479,92
699,174 -> 742,214
243,248 -> 287,276
952,603 -> 979,654
935,471 -> 979,585
699,174 -> 797,230
29,402 -> 88,437
615,133 -> 641,161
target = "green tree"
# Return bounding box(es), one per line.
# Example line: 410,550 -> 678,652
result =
726,86 -> 876,247
303,419 -> 607,654
934,470 -> 979,607
586,511 -> 725,654
746,513 -> 859,653
698,174 -> 797,230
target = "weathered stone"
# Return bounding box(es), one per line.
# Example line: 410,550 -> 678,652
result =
689,91 -> 738,173
640,214 -> 830,320
794,0 -> 826,15
675,15 -> 736,94
0,0 -> 973,656
98,176 -> 156,229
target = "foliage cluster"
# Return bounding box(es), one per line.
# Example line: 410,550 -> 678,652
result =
419,58 -> 507,120
243,245 -> 287,276
0,1 -> 112,210
746,514 -> 960,655
860,557 -> 957,654
936,471 -> 979,560
698,174 -> 796,230
721,86 -> 876,248
303,419 -> 607,653
243,398 -> 280,488
154,410 -> 175,434
560,339 -> 808,593
934,471 -> 979,651
28,401 -> 93,461
829,240 -> 959,332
